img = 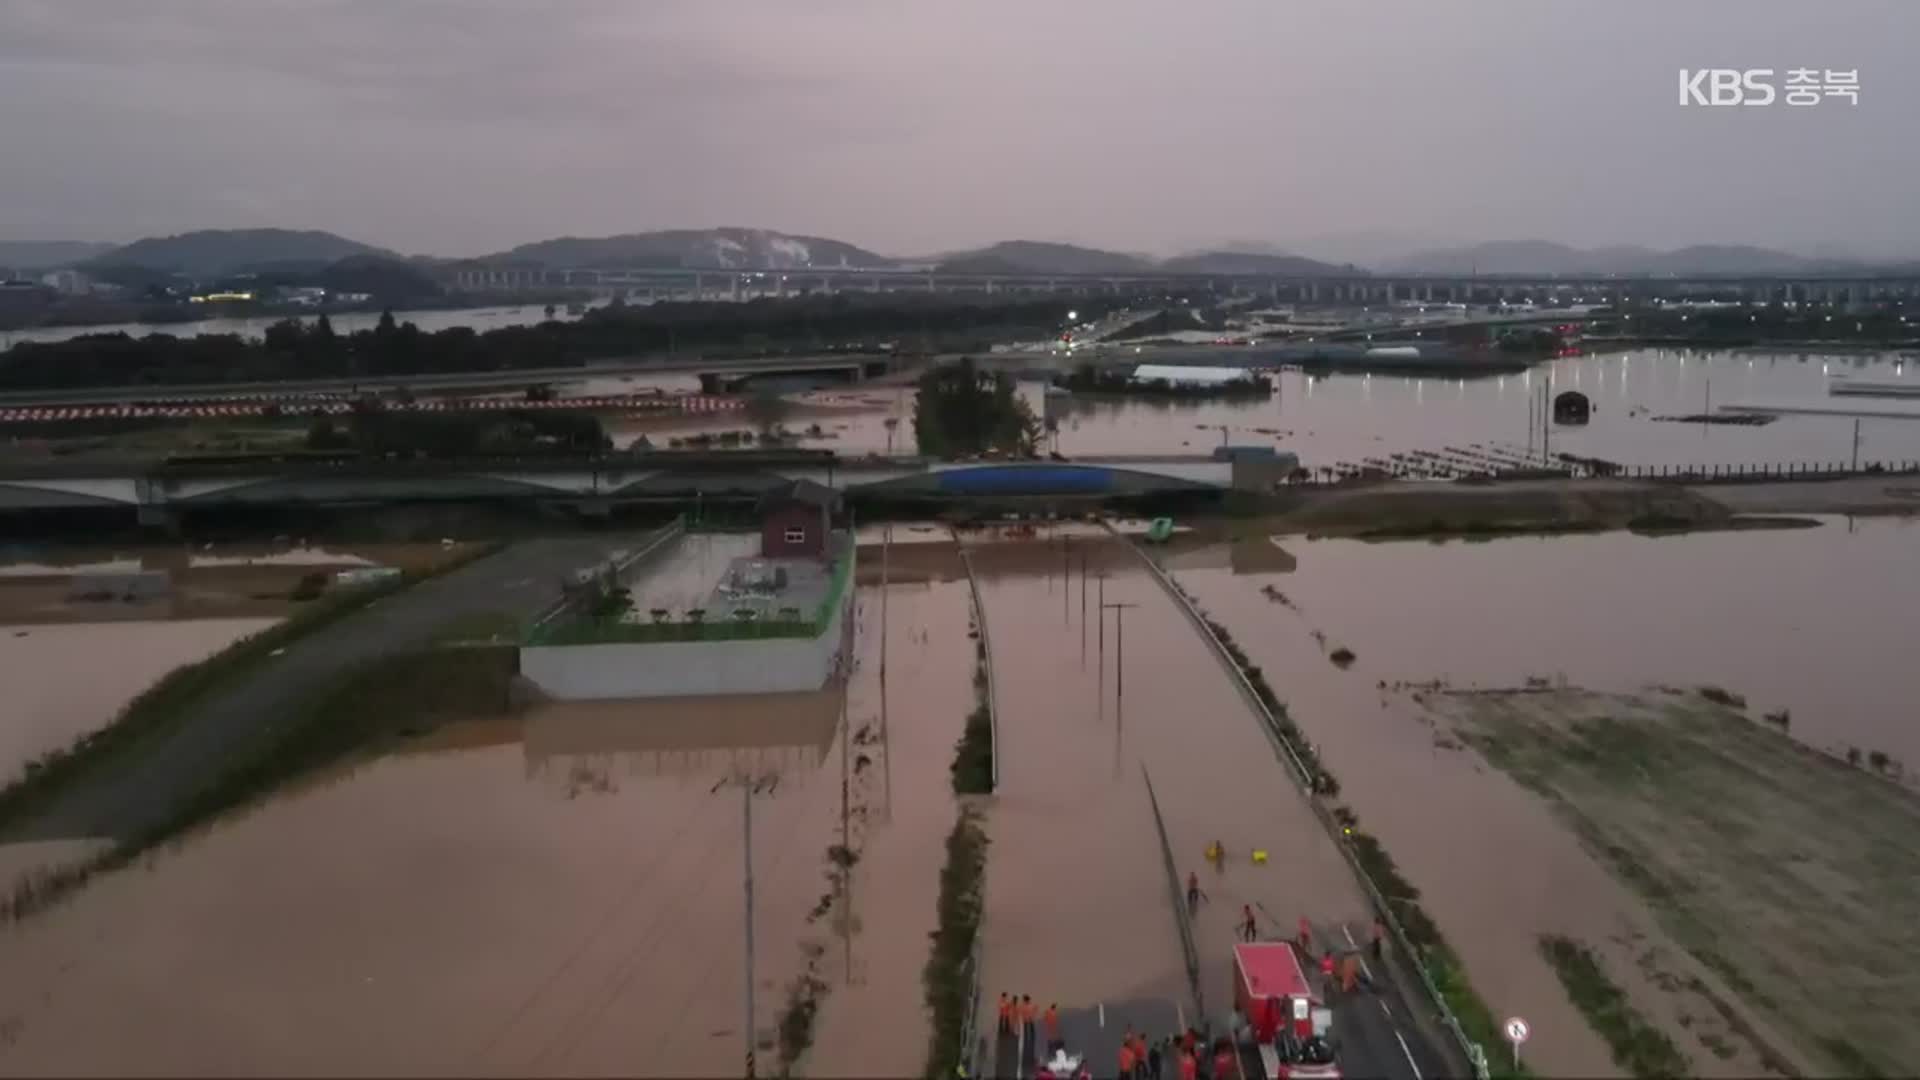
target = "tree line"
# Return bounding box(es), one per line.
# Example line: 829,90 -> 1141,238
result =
0,293 -> 1128,391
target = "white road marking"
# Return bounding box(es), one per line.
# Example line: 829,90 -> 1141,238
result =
1393,1029 -> 1423,1080
1177,1001 -> 1187,1031
1343,922 -> 1377,981
1099,1002 -> 1106,1028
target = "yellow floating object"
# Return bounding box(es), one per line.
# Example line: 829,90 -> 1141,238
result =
1251,849 -> 1269,864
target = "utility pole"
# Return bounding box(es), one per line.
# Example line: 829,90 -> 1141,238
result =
1079,553 -> 1088,666
880,522 -> 892,821
1062,536 -> 1072,624
714,770 -> 776,1079
1103,601 -> 1139,759
1095,571 -> 1109,720
838,668 -> 852,985
1852,417 -> 1863,471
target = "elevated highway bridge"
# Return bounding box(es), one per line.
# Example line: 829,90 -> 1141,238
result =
451,262 -> 1920,307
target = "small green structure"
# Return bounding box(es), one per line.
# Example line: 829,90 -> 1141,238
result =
1145,517 -> 1174,543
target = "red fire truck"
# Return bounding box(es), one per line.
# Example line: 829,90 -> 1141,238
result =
1232,941 -> 1341,1079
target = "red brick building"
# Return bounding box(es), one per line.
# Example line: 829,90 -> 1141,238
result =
757,479 -> 840,558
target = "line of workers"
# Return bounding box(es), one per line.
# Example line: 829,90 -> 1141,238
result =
996,996 -> 1237,1080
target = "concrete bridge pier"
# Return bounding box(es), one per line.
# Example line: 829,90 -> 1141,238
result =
136,504 -> 182,535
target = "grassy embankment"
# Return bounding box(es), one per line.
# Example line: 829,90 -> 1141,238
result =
922,565 -> 993,1078
1188,603 -> 1529,1079
1437,686 -> 1916,1077
1538,935 -> 1690,1079
922,806 -> 989,1079
950,627 -> 994,794
0,543 -> 507,923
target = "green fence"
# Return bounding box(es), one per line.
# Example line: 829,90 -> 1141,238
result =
523,538 -> 855,647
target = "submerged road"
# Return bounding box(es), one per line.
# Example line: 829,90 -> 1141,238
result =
3,533 -> 645,850
971,528 -> 1457,1080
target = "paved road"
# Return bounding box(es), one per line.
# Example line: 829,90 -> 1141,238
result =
4,534 -> 644,849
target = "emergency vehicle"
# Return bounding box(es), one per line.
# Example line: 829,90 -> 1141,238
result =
1232,941 -> 1341,1079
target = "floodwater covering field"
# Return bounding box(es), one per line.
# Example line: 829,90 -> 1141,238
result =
604,349 -> 1920,471
0,618 -> 277,785
0,564 -> 972,1078
1169,516 -> 1920,1077
808,528 -> 973,1076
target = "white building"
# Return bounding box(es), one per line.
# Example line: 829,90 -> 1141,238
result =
1130,363 -> 1255,387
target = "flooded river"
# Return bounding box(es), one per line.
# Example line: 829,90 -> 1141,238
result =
1167,516 -> 1920,1076
605,349 -> 1920,472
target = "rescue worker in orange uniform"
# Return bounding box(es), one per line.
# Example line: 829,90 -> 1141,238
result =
998,993 -> 1013,1036
1179,1048 -> 1199,1080
1043,1003 -> 1061,1053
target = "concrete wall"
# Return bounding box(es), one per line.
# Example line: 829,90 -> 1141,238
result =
519,571 -> 852,699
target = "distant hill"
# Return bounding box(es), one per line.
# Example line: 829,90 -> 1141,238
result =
485,227 -> 893,270
87,229 -> 391,277
0,240 -> 117,273
1380,239 -> 1871,276
1160,250 -> 1357,276
934,241 -> 1153,276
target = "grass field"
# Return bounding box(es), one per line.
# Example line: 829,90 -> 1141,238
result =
1433,686 -> 1919,1078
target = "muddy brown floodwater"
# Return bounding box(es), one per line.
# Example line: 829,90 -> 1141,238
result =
0,568 -> 972,1078
1172,516 -> 1920,1077
968,527 -> 1366,1033
0,618 -> 277,782
807,529 -> 973,1076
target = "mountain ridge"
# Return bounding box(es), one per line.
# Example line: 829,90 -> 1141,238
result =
1380,239 -> 1887,276
10,226 -> 1914,279
85,228 -> 392,277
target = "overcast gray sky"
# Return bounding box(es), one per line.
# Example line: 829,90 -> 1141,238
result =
1,0 -> 1914,260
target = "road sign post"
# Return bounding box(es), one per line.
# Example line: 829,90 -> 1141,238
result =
1505,1016 -> 1530,1070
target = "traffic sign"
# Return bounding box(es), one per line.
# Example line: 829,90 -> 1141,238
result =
1505,1017 -> 1530,1045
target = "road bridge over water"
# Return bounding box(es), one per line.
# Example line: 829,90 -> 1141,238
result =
0,452 -> 1257,522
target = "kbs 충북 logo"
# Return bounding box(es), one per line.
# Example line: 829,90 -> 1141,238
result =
1679,69 -> 1860,106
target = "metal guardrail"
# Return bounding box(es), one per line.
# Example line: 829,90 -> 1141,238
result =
526,529 -> 856,646
527,516 -> 686,631
956,938 -> 985,1079
956,546 -> 1001,793
1117,532 -> 1485,1079
1140,763 -> 1205,1024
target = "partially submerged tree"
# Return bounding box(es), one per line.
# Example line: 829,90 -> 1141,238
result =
746,389 -> 790,436
911,355 -> 1039,458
